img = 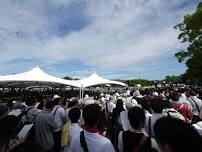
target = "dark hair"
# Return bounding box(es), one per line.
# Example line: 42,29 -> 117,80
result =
188,91 -> 196,97
0,104 -> 9,118
170,91 -> 179,101
163,100 -> 172,109
0,115 -> 19,142
83,104 -> 101,127
67,99 -> 79,108
54,98 -> 61,105
116,99 -> 124,113
45,98 -> 54,109
141,99 -> 151,112
154,117 -> 202,152
68,107 -> 81,123
128,107 -> 145,129
25,97 -> 37,106
151,97 -> 164,113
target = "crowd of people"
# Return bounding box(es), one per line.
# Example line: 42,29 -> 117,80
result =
0,86 -> 202,152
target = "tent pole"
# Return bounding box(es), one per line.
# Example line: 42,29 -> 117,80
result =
82,87 -> 84,100
79,87 -> 81,99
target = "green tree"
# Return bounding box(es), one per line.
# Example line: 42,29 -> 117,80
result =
63,76 -> 80,80
174,2 -> 202,81
164,75 -> 182,83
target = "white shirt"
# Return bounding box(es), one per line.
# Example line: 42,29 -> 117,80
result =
188,96 -> 202,116
69,123 -> 83,145
193,121 -> 202,137
69,130 -> 115,152
145,113 -> 164,138
106,101 -> 116,113
179,97 -> 192,111
9,109 -> 21,117
145,110 -> 152,118
118,129 -> 160,152
51,105 -> 66,132
163,108 -> 185,121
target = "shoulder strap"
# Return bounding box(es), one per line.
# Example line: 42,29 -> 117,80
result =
167,111 -> 171,117
53,107 -> 59,117
148,117 -> 151,137
22,107 -> 34,123
80,130 -> 89,152
106,101 -> 109,113
132,135 -> 148,152
166,110 -> 177,117
190,98 -> 200,113
18,107 -> 32,119
33,111 -> 40,125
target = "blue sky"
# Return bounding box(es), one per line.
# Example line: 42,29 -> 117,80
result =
0,0 -> 201,80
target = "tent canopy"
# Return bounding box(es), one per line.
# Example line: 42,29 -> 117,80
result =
0,67 -> 81,88
78,73 -> 127,88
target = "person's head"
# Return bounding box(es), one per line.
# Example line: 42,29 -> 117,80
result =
128,107 -> 145,129
67,99 -> 79,108
0,115 -> 19,142
151,97 -> 164,113
45,98 -> 54,111
145,88 -> 151,96
116,99 -> 124,109
188,91 -> 196,97
141,99 -> 151,112
68,107 -> 81,123
83,104 -> 101,128
169,91 -> 179,101
163,100 -> 172,109
53,95 -> 61,105
154,117 -> 202,152
0,104 -> 9,119
37,99 -> 46,110
12,101 -> 24,110
25,97 -> 37,107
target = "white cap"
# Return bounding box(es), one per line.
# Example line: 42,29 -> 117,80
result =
53,95 -> 60,99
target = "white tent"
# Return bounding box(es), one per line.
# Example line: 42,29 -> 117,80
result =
0,67 -> 81,88
78,73 -> 127,88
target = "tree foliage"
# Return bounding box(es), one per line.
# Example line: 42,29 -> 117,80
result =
174,2 -> 202,81
63,76 -> 79,80
164,75 -> 182,83
123,79 -> 153,87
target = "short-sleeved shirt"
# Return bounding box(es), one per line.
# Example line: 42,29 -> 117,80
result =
35,111 -> 57,151
188,96 -> 202,116
51,105 -> 66,132
145,113 -> 164,138
69,130 -> 115,152
118,130 -> 160,152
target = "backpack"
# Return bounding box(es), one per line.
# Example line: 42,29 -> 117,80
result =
17,107 -> 33,131
122,130 -> 157,152
17,108 -> 40,142
24,111 -> 40,142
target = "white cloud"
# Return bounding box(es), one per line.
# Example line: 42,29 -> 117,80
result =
0,0 -> 199,78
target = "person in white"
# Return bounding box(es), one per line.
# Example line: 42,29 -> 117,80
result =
162,100 -> 185,121
145,98 -> 165,138
64,107 -> 83,152
106,96 -> 116,114
68,107 -> 83,144
192,121 -> 202,137
179,91 -> 192,110
69,104 -> 115,152
118,107 -> 160,152
187,91 -> 202,123
8,102 -> 23,117
51,95 -> 67,152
